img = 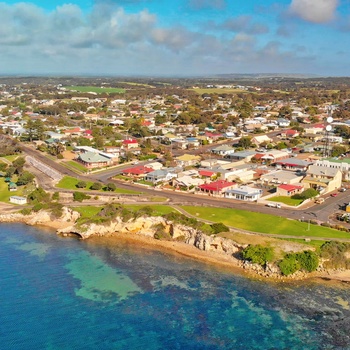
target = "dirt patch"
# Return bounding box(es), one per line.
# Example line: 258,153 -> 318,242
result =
62,151 -> 76,160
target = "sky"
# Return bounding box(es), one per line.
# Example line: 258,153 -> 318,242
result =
0,0 -> 349,77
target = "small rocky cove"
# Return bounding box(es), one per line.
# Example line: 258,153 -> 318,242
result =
0,207 -> 347,281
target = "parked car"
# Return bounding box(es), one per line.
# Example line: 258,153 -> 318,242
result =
266,203 -> 281,208
339,188 -> 347,192
315,198 -> 325,204
330,193 -> 338,197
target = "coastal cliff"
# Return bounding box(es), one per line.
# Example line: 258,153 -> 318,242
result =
2,207 -> 350,281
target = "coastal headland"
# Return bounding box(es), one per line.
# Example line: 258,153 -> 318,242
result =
2,206 -> 350,284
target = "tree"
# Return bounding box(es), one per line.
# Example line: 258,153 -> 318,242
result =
331,145 -> 347,157
90,182 -> 102,190
28,187 -> 49,203
237,136 -> 252,149
105,183 -> 116,191
12,157 -> 26,174
76,181 -> 87,188
16,171 -> 34,186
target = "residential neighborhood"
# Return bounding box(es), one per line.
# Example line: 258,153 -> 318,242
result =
1,76 -> 350,216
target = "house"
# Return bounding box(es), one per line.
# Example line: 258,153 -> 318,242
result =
77,151 -> 112,169
260,170 -> 304,186
282,129 -> 300,138
198,169 -> 216,179
8,182 -> 17,192
147,161 -> 163,171
62,127 -> 84,137
121,165 -> 154,178
225,186 -> 263,201
302,164 -> 342,193
144,168 -> 178,184
211,145 -> 235,156
122,139 -> 139,149
316,158 -> 350,181
197,180 -> 236,196
173,176 -> 204,189
275,158 -> 312,171
277,118 -> 290,127
276,184 -> 304,197
251,135 -> 272,146
175,154 -> 201,167
9,196 -> 27,205
225,150 -> 256,162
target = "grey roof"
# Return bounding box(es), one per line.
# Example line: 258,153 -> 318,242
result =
78,151 -> 110,163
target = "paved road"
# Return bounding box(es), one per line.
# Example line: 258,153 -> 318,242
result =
18,140 -> 350,225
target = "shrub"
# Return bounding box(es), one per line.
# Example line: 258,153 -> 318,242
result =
76,181 -> 87,188
211,222 -> 230,234
52,192 -> 60,201
28,187 -> 49,203
296,251 -> 319,272
320,241 -> 350,269
16,171 -> 35,186
20,208 -> 32,215
278,254 -> 300,276
32,203 -> 44,212
292,188 -> 318,200
73,192 -> 91,202
279,250 -> 319,275
242,245 -> 274,266
90,182 -> 102,190
105,183 -> 116,191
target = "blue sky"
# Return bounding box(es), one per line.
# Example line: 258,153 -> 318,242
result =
0,0 -> 349,76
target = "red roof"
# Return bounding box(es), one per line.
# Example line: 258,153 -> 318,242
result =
123,139 -> 138,144
254,153 -> 265,160
313,124 -> 325,129
198,180 -> 235,191
278,184 -> 303,191
122,166 -> 153,175
285,129 -> 298,135
199,170 -> 216,177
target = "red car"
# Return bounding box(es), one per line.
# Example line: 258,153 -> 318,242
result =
331,193 -> 338,197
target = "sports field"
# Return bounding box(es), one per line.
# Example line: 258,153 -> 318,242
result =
64,86 -> 125,94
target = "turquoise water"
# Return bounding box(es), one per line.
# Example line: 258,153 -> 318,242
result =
1,224 -> 350,349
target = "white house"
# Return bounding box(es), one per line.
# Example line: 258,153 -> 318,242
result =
9,196 -> 27,205
225,186 -> 263,201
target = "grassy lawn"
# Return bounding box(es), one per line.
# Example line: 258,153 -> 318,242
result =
269,196 -> 304,206
56,176 -> 142,194
63,161 -> 88,173
64,86 -> 125,94
180,206 -> 350,240
73,206 -> 103,219
126,204 -> 176,216
1,155 -> 19,163
0,177 -> 35,203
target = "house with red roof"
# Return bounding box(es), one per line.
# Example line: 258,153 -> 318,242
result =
122,139 -> 139,149
282,129 -> 300,138
121,165 -> 154,178
197,180 -> 236,197
198,169 -> 216,179
276,184 -> 304,197
62,127 -> 84,137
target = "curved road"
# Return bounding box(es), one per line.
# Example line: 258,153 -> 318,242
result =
20,142 -> 350,225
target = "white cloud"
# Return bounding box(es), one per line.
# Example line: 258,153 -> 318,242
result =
289,0 -> 339,23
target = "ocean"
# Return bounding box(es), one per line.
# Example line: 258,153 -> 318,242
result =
1,223 -> 350,350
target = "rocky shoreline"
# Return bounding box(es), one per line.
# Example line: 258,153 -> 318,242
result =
1,207 -> 350,283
